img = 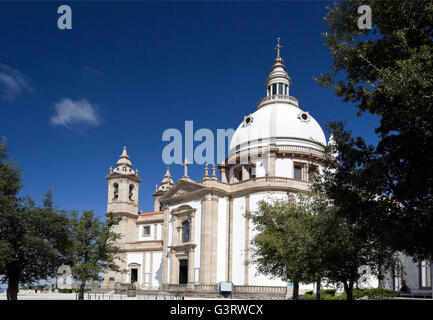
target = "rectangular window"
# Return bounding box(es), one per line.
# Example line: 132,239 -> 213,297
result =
182,220 -> 190,243
294,165 -> 302,180
248,167 -> 256,179
272,83 -> 277,95
109,277 -> 115,282
143,226 -> 151,237
278,83 -> 283,95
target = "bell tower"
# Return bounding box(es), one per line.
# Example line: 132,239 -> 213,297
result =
106,146 -> 141,215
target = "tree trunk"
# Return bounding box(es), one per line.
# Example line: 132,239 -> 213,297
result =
7,274 -> 19,300
292,281 -> 299,300
78,281 -> 86,300
316,279 -> 321,300
344,281 -> 354,301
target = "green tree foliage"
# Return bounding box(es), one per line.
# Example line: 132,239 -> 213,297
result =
316,0 -> 433,259
0,140 -> 70,300
247,195 -> 317,300
67,210 -> 123,300
249,191 -> 398,300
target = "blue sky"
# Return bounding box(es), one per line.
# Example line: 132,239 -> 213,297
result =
0,1 -> 380,216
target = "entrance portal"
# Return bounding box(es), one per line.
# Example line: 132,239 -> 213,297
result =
179,259 -> 188,284
130,268 -> 138,283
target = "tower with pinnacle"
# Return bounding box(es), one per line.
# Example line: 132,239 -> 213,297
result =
106,146 -> 141,216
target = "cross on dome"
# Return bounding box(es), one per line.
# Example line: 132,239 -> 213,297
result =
274,37 -> 283,59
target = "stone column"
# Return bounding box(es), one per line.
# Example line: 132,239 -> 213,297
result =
269,152 -> 277,176
188,249 -> 195,287
228,197 -> 234,282
200,194 -> 212,284
210,195 -> 219,284
244,195 -> 250,285
161,208 -> 170,287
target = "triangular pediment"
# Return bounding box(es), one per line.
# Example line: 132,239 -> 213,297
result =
160,178 -> 205,200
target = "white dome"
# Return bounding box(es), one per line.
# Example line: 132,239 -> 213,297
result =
229,102 -> 326,155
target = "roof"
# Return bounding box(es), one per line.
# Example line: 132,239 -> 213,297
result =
138,211 -> 164,215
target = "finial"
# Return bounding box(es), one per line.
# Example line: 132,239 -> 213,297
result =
155,184 -> 158,192
204,164 -> 209,179
274,37 -> 283,59
121,146 -> 128,157
211,164 -> 217,180
109,166 -> 113,173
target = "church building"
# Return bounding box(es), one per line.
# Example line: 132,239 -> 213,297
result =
102,41 -> 329,294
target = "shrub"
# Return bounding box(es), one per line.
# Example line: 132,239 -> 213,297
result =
301,288 -> 397,300
321,289 -> 336,296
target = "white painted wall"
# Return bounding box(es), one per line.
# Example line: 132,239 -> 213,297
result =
156,224 -> 162,240
254,160 -> 267,178
275,158 -> 292,178
216,197 -> 227,282
248,193 -> 287,286
152,252 -> 163,287
232,196 -> 246,285
143,252 -> 152,285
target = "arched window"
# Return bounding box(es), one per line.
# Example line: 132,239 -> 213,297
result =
294,166 -> 302,180
182,220 -> 190,243
129,184 -> 134,200
113,183 -> 119,199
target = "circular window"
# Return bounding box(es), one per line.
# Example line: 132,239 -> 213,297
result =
243,115 -> 253,127
298,112 -> 310,122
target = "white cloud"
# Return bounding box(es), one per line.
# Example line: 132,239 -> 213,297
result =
0,63 -> 32,101
50,98 -> 100,127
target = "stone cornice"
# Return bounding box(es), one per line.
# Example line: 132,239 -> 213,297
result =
106,172 -> 142,183
136,216 -> 164,224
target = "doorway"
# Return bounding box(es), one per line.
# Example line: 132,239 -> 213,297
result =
130,268 -> 138,283
179,259 -> 188,284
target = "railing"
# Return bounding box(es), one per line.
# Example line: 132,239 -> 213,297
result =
234,285 -> 286,294
77,292 -> 183,300
278,145 -> 324,157
195,284 -> 218,292
257,95 -> 299,109
231,176 -> 307,187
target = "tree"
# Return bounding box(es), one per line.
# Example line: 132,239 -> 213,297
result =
312,122 -> 403,299
67,210 -> 123,300
0,139 -> 70,300
249,190 -> 399,300
247,195 -> 318,299
316,0 -> 433,260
